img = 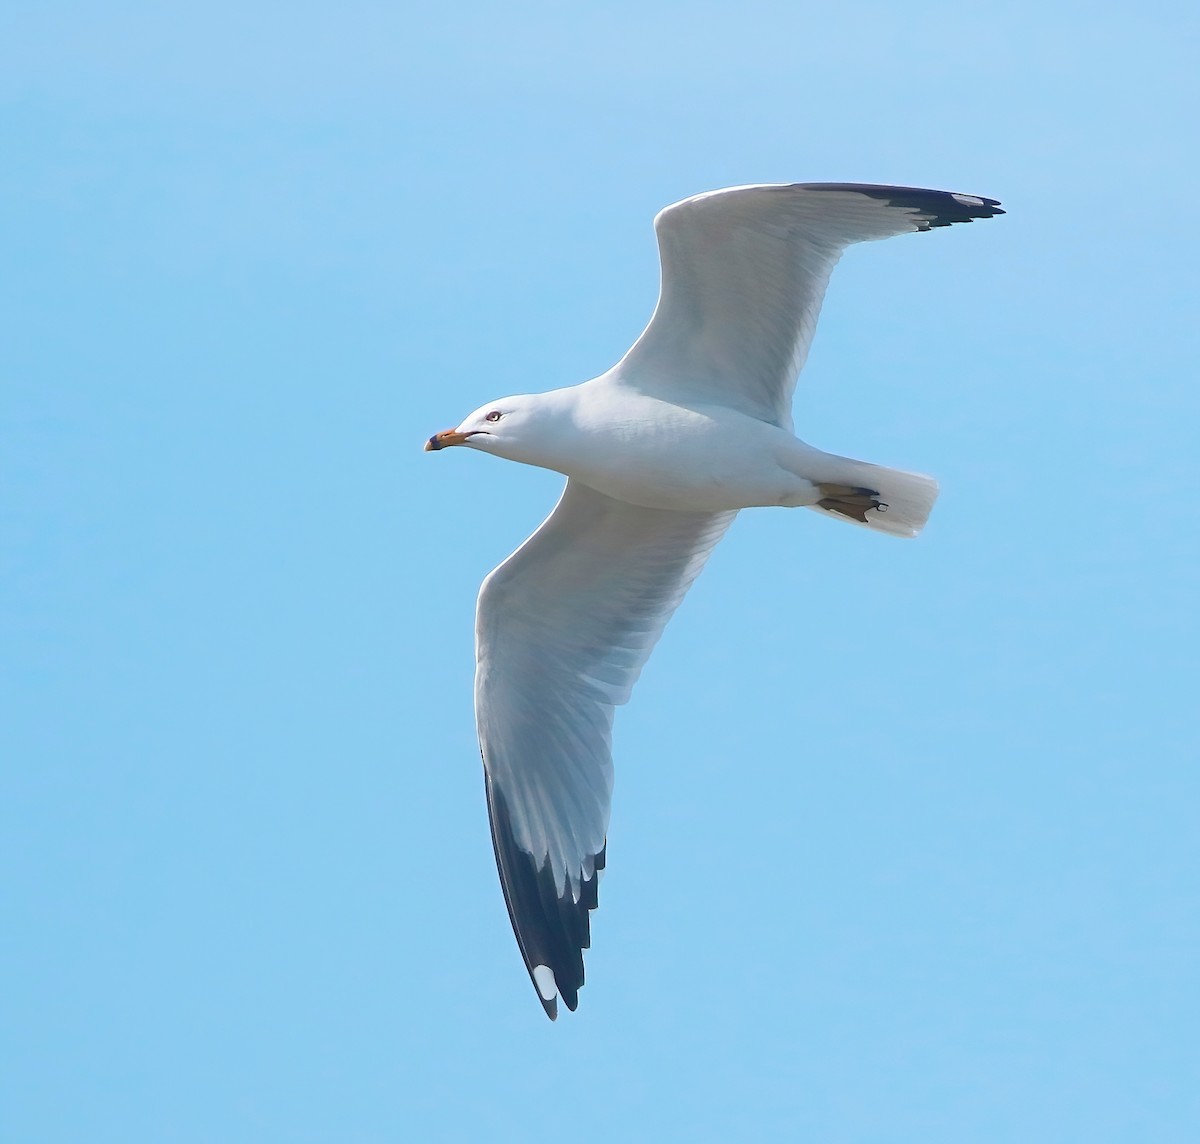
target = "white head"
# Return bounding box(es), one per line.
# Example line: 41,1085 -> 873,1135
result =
424,392 -> 572,469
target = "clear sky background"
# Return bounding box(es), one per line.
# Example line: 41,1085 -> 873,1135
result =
4,2 -> 1198,1141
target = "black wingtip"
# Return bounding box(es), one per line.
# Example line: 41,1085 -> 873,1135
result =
797,183 -> 1004,228
485,774 -> 605,1020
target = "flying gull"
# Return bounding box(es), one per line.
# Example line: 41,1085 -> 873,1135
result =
425,182 -> 1003,1018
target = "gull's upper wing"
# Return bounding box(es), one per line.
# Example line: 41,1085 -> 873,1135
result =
614,183 -> 1004,429
476,480 -> 735,1018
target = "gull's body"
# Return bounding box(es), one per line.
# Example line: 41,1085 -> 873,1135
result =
476,384 -> 853,513
426,182 -> 1003,1018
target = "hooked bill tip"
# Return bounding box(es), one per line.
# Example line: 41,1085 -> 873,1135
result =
424,434 -> 442,452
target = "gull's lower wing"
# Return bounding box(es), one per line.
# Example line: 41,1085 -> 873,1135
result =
615,183 -> 1004,429
475,480 -> 735,1017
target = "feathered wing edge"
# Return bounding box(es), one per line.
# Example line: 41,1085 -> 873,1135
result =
789,183 -> 1004,228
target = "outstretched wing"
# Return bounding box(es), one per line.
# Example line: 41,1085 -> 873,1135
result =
476,480 -> 734,1017
615,183 -> 1004,429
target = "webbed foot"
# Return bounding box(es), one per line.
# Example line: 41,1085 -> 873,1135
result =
815,483 -> 889,523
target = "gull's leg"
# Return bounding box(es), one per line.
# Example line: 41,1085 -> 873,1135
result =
815,483 -> 888,524
778,438 -> 937,535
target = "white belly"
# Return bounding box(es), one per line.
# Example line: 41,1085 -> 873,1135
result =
559,397 -> 821,512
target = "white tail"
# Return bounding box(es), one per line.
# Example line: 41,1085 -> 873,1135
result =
802,452 -> 940,538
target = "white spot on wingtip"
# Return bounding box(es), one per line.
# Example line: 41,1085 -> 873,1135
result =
532,964 -> 558,1002
951,193 -> 984,206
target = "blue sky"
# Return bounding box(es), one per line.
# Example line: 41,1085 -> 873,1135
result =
3,2 -> 1198,1141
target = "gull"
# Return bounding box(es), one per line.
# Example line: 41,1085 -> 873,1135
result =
425,182 -> 1003,1018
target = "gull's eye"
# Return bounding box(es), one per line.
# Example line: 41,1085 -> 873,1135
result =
484,410 -> 503,423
